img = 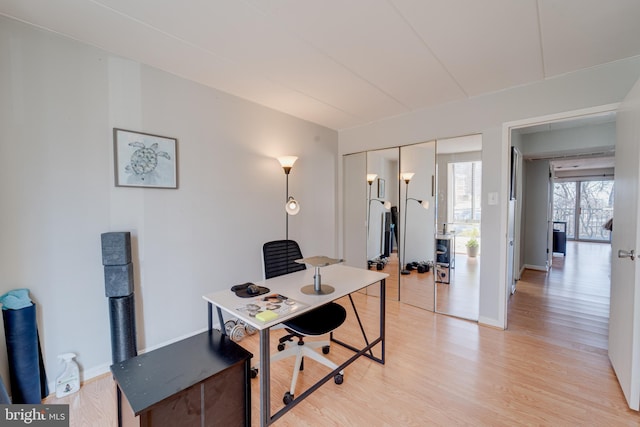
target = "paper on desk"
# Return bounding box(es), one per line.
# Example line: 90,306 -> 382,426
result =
235,294 -> 308,321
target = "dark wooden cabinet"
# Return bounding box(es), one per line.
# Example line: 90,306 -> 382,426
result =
111,330 -> 252,427
553,221 -> 567,256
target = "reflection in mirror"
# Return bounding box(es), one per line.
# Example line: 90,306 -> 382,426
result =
435,135 -> 482,321
399,142 -> 436,311
366,148 -> 399,300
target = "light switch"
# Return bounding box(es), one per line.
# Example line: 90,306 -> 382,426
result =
488,192 -> 498,205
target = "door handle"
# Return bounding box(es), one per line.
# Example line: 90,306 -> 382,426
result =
618,249 -> 636,260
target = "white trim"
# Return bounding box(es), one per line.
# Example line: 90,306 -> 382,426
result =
501,103 -> 620,330
478,316 -> 503,329
518,265 -> 526,280
504,103 -> 620,131
523,264 -> 549,272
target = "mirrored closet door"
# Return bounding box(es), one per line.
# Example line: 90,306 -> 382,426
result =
434,135 -> 482,321
365,148 -> 400,300
343,136 -> 481,321
398,142 -> 436,311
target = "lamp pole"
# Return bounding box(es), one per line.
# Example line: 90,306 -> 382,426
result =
400,173 -> 415,275
366,176 -> 375,238
401,179 -> 410,275
285,171 -> 290,241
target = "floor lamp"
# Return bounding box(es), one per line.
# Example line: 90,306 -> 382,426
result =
400,172 -> 429,275
277,156 -> 300,243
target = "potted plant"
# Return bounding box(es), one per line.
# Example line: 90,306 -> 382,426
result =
465,227 -> 479,257
466,238 -> 479,257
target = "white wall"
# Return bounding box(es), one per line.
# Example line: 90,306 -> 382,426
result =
339,55 -> 640,328
520,122 -> 615,158
343,153 -> 367,269
0,16 -> 338,388
523,160 -> 551,269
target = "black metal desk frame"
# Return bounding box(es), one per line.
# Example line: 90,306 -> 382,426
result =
206,277 -> 385,426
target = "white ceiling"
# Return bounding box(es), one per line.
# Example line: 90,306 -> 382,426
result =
2,0 -> 640,131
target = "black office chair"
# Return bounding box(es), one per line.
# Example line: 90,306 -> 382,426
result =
262,240 -> 346,404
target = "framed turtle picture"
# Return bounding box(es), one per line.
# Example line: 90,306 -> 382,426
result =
113,128 -> 178,189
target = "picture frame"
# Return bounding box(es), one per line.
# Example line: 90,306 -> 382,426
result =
377,178 -> 385,198
113,128 -> 178,189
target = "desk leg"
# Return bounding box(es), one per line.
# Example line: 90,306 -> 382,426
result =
259,329 -> 270,427
208,302 -> 213,332
380,278 -> 386,363
331,278 -> 386,364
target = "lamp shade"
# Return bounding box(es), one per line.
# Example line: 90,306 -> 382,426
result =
366,174 -> 378,184
372,199 -> 391,210
401,172 -> 415,183
278,156 -> 298,174
285,196 -> 300,215
408,198 -> 430,210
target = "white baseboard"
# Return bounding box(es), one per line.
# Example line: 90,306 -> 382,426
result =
478,316 -> 504,329
523,264 -> 548,272
518,265 -> 526,280
47,326 -> 215,396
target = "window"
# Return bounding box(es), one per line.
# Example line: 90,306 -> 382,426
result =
448,161 -> 482,223
448,161 -> 482,254
553,179 -> 613,241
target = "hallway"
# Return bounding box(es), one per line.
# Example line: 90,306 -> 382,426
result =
508,240 -> 611,353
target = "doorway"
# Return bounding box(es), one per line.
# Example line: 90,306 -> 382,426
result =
504,104 -> 618,329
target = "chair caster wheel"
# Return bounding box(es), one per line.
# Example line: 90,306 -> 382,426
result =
322,345 -> 330,354
277,343 -> 285,351
283,392 -> 294,405
250,368 -> 258,379
334,374 -> 343,385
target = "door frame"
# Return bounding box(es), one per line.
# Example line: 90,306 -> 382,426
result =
500,102 -> 620,329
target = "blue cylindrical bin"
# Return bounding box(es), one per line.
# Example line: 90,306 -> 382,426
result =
1,292 -> 48,403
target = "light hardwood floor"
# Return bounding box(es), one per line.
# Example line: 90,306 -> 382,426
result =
45,241 -> 640,425
381,249 -> 480,321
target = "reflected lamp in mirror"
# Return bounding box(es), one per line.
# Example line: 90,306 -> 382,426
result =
401,171 -> 428,275
366,173 -> 378,185
401,172 -> 415,184
371,199 -> 392,210
408,198 -> 429,210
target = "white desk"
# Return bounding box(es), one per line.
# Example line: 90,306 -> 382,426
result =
203,264 -> 388,427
